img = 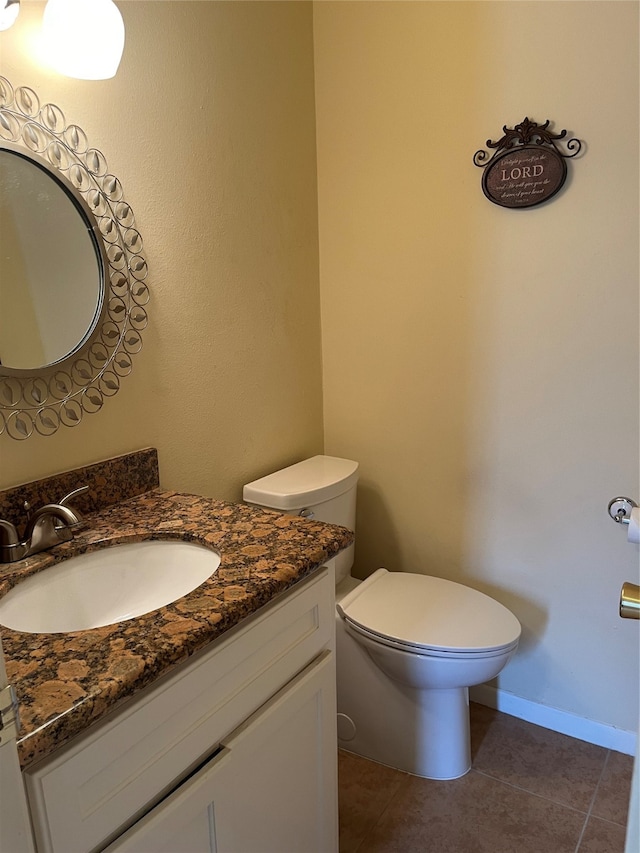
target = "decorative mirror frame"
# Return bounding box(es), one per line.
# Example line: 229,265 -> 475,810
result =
0,77 -> 149,440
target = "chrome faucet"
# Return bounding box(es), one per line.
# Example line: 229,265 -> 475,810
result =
0,486 -> 89,563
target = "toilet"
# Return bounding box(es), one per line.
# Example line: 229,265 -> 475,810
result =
243,455 -> 521,780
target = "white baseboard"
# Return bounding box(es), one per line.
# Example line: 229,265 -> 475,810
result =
470,685 -> 637,756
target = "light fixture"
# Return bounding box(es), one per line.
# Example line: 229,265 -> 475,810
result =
41,0 -> 124,80
0,0 -> 20,32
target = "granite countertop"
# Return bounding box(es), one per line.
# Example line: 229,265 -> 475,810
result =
0,488 -> 353,771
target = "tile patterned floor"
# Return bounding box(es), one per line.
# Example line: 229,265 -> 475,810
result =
338,703 -> 634,853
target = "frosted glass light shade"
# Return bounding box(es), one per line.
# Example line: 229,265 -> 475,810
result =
0,0 -> 20,32
41,0 -> 124,80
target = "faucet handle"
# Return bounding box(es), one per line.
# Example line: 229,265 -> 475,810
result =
0,519 -> 19,547
59,485 -> 89,507
56,485 -> 89,528
0,519 -> 23,563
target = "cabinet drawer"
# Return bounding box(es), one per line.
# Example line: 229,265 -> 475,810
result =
24,567 -> 333,853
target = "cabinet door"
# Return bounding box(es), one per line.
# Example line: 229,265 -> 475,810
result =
106,650 -> 337,853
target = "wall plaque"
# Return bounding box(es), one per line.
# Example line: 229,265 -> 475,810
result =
473,118 -> 582,209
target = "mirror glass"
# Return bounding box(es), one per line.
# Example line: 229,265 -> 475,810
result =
0,150 -> 103,370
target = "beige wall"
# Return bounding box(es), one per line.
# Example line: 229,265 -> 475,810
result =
315,1 -> 639,735
0,1 -> 323,498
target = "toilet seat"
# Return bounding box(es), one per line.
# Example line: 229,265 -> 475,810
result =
341,619 -> 518,659
336,569 -> 521,656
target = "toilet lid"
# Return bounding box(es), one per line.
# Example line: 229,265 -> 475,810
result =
337,569 -> 521,653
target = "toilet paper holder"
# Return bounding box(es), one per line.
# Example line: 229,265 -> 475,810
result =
607,497 -> 639,621
607,496 -> 638,525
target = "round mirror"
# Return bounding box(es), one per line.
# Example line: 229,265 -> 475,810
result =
0,78 -> 149,440
0,149 -> 103,370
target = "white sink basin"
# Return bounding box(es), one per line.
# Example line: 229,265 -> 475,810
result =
0,540 -> 221,634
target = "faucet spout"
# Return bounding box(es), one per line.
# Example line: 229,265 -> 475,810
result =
24,504 -> 82,536
22,505 -> 80,558
0,486 -> 88,563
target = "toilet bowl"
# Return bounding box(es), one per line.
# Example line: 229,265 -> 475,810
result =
244,456 -> 521,781
336,569 -> 520,779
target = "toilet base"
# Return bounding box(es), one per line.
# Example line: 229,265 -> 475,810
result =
408,685 -> 471,779
336,610 -> 472,780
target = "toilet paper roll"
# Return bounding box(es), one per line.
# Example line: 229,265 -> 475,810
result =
628,507 -> 640,545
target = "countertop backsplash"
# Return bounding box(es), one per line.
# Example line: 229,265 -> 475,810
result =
0,447 -> 160,530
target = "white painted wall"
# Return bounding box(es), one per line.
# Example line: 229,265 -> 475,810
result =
314,0 -> 639,741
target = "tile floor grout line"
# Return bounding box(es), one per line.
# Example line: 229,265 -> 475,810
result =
352,773 -> 412,853
572,748 -> 611,853
572,810 -> 592,853
471,767 -> 593,816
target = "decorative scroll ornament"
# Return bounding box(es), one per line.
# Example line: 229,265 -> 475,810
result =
473,117 -> 582,209
0,78 -> 149,439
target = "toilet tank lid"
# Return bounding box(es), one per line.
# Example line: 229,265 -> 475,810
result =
243,455 -> 359,510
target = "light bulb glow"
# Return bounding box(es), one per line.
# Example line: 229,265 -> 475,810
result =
41,0 -> 124,80
0,0 -> 20,32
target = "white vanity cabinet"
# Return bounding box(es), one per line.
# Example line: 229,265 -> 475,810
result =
106,651 -> 335,853
21,567 -> 337,853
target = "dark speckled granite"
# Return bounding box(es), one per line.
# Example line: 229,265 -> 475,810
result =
0,448 -> 159,532
0,487 -> 353,771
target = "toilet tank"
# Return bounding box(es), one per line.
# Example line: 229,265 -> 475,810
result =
243,456 -> 358,584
